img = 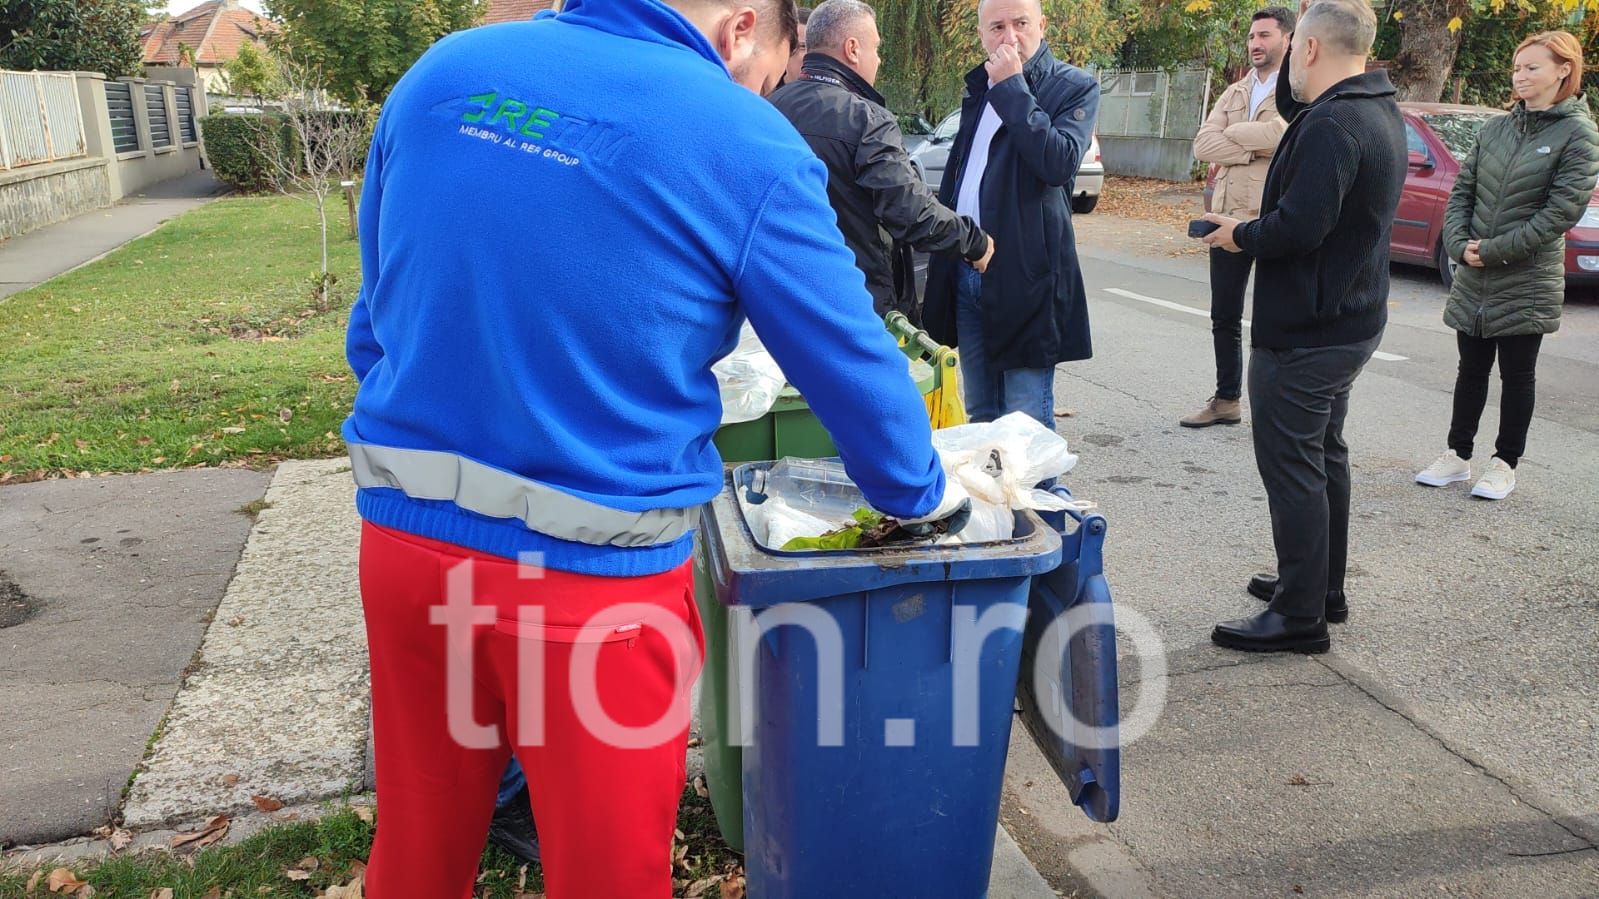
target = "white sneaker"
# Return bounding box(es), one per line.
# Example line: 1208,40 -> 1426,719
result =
1415,450 -> 1471,487
1471,458 -> 1517,500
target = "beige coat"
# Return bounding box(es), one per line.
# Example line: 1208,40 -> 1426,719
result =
1193,74 -> 1287,219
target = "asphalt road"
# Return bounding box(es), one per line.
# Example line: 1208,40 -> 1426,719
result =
992,217 -> 1599,898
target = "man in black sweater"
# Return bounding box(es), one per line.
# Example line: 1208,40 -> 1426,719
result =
1198,0 -> 1405,653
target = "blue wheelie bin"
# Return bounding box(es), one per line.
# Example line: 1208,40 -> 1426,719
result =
699,462 -> 1064,898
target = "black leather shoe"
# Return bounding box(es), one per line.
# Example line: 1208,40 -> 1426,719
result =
1247,574 -> 1349,624
1212,609 -> 1330,654
486,788 -> 540,864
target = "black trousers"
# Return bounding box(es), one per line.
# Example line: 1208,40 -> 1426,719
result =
1249,334 -> 1381,619
1209,248 -> 1254,401
1447,331 -> 1544,469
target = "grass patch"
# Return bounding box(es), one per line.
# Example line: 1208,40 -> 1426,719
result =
237,499 -> 274,521
0,195 -> 361,483
0,788 -> 743,898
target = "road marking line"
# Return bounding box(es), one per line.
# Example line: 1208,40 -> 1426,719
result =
1103,288 -> 1408,362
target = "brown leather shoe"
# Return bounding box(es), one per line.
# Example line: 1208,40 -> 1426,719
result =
1180,397 -> 1242,428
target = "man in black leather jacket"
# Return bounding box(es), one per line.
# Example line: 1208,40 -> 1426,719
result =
770,0 -> 993,323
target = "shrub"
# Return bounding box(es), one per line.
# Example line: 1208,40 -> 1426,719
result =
201,111 -> 370,193
200,113 -> 292,193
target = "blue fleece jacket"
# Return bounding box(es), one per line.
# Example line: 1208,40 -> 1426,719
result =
343,0 -> 945,577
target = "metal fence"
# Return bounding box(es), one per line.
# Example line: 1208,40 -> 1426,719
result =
105,81 -> 140,153
145,84 -> 172,149
1094,67 -> 1211,140
0,70 -> 87,170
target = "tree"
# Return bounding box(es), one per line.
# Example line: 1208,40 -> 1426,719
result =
265,0 -> 484,104
1382,0 -> 1592,102
876,0 -> 1127,119
0,0 -> 144,77
223,41 -> 280,100
1385,0 -> 1471,101
254,52 -> 373,311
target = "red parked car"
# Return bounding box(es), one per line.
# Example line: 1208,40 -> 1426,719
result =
1205,101 -> 1599,286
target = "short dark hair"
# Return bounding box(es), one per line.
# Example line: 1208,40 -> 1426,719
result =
1252,6 -> 1296,34
769,0 -> 800,49
797,5 -> 812,24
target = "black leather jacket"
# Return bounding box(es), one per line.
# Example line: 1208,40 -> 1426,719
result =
771,54 -> 988,322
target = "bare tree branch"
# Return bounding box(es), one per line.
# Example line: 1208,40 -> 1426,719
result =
254,48 -> 373,311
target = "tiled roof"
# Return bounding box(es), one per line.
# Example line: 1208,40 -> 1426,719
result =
141,0 -> 273,67
480,0 -> 555,26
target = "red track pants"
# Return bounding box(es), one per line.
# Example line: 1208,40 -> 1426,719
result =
358,523 -> 702,899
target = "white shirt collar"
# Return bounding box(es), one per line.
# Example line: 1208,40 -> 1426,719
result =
1252,68 -> 1280,89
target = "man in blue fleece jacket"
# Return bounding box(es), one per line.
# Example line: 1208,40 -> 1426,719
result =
343,0 -> 966,896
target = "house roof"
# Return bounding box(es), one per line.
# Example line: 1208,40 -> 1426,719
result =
480,0 -> 555,26
141,0 -> 273,67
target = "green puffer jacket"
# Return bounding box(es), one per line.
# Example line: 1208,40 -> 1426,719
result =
1442,95 -> 1599,337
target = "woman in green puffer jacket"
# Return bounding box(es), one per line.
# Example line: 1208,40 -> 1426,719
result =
1416,30 -> 1599,501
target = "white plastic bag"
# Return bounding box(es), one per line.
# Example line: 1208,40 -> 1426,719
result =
930,412 -> 1087,543
713,323 -> 786,425
740,495 -> 842,550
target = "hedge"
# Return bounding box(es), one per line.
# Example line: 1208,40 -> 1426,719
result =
201,111 -> 370,193
201,113 -> 293,192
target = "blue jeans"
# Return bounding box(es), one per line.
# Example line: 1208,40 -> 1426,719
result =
954,265 -> 1055,426
497,758 -> 526,808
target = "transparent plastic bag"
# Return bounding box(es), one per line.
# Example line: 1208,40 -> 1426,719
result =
930,412 -> 1088,543
713,323 -> 786,425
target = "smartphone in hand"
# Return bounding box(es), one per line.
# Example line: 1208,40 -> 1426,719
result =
1188,219 -> 1220,239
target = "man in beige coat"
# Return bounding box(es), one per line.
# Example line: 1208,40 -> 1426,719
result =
1182,7 -> 1295,428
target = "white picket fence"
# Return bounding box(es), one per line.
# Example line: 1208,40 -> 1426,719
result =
0,70 -> 87,170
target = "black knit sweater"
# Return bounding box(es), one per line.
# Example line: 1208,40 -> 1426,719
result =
1235,66 -> 1407,348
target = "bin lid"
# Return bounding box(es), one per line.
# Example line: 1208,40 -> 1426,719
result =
1016,511 -> 1120,823
700,463 -> 1062,609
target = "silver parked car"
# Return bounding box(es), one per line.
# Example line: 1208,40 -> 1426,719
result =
907,110 -> 1104,214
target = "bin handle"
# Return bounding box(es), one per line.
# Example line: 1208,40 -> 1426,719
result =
884,311 -> 944,362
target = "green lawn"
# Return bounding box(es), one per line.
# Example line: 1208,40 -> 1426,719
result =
0,195 -> 361,482
0,788 -> 744,899
1,780 -> 741,889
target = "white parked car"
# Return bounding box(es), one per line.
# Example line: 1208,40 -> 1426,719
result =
907,110 -> 1103,214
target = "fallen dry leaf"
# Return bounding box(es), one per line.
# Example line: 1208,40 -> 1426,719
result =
324,877 -> 365,899
169,815 -> 229,849
221,427 -> 246,434
352,805 -> 374,824
284,869 -> 311,882
517,865 -> 528,892
201,888 -> 221,899
149,890 -> 174,899
109,828 -> 133,851
26,871 -> 42,892
46,868 -> 86,893
251,795 -> 285,812
75,887 -> 95,898
719,876 -> 746,899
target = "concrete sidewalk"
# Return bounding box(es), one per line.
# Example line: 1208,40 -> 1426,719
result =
0,469 -> 270,846
0,169 -> 227,302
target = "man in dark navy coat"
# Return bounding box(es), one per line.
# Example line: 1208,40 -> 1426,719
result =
922,0 -> 1099,425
